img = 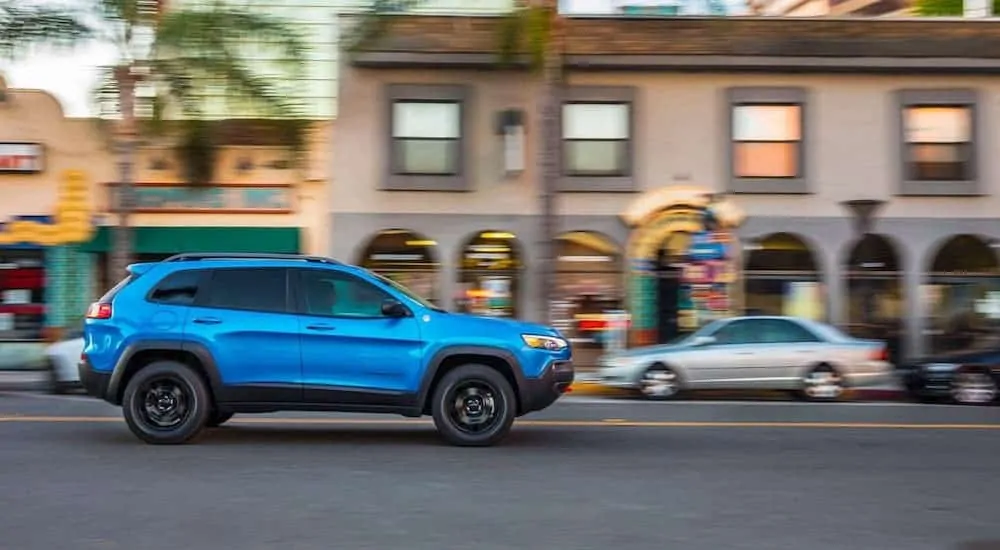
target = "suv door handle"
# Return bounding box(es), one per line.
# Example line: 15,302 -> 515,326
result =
306,324 -> 335,331
192,317 -> 222,325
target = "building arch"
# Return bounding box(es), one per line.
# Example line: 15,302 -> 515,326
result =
356,228 -> 441,304
924,233 -> 1000,354
456,229 -> 523,318
743,232 -> 824,320
842,233 -> 904,365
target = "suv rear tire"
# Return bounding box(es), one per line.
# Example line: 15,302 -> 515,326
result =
431,364 -> 517,447
122,360 -> 212,445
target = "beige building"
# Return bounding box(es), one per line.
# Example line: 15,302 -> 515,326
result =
332,16 -> 1000,363
747,0 -> 912,16
0,76 -> 108,364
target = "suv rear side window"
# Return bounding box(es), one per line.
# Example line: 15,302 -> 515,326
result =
148,269 -> 209,305
200,268 -> 289,314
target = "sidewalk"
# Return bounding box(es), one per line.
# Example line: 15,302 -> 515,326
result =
0,370 -> 47,392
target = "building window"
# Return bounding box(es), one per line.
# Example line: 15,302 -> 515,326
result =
0,251 -> 45,341
391,101 -> 461,176
903,106 -> 972,182
732,104 -> 801,179
897,89 -> 978,196
726,87 -> 808,195
384,84 -> 469,192
562,103 -> 630,177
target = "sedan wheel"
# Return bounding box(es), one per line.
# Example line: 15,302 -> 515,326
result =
951,370 -> 997,405
802,366 -> 844,401
639,366 -> 680,400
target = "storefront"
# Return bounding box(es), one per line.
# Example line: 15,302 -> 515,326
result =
456,230 -> 522,317
621,186 -> 745,346
743,232 -> 825,321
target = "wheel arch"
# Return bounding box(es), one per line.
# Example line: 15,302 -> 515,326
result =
108,341 -> 223,405
418,346 -> 527,415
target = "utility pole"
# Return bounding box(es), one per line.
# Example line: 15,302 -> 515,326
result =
536,0 -> 562,325
110,65 -> 138,281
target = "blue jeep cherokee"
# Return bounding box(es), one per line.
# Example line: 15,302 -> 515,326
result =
79,253 -> 574,447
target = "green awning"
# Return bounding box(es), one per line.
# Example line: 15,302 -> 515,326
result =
80,226 -> 300,254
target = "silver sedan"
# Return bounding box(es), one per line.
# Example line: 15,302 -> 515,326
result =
597,315 -> 894,401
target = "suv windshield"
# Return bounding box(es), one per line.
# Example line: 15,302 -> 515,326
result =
365,269 -> 446,312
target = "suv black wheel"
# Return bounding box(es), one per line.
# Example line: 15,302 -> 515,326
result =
122,361 -> 211,445
206,411 -> 234,427
431,364 -> 517,447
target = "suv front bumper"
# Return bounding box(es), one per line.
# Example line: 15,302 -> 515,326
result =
520,359 -> 574,414
78,357 -> 112,402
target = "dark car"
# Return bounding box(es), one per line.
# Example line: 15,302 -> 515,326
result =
899,339 -> 1000,405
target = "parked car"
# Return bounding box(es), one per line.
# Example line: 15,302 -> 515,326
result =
898,338 -> 1000,405
44,329 -> 84,394
597,315 -> 893,401
79,252 -> 573,447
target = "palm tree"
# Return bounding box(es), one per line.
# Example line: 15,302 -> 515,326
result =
3,0 -> 308,280
913,0 -> 1000,13
348,0 -> 565,324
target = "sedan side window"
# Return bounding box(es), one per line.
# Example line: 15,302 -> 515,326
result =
711,320 -> 758,345
758,319 -> 821,344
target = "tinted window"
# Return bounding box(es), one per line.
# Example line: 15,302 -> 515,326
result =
298,269 -> 392,318
711,320 -> 757,345
756,319 -> 820,343
149,269 -> 207,305
202,268 -> 288,313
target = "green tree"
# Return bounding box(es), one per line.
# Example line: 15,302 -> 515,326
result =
2,0 -> 309,281
348,0 -> 565,324
913,0 -> 1000,14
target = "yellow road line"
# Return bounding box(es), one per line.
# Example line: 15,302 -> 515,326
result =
1,415 -> 999,430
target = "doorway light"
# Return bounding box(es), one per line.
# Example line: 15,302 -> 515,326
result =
405,240 -> 437,247
480,231 -> 516,240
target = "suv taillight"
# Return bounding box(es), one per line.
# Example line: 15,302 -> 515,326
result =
86,302 -> 112,320
870,345 -> 888,362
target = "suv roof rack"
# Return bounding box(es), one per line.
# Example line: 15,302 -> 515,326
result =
162,252 -> 343,265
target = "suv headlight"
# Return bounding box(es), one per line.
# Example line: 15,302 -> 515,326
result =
522,334 -> 568,351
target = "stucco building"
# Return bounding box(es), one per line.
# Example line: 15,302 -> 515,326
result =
332,16 -> 1000,363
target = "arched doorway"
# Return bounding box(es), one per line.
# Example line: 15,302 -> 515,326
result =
622,186 -> 745,346
357,229 -> 440,305
925,234 -> 1000,354
744,232 -> 824,320
844,234 -> 904,366
457,230 -> 522,317
553,231 -> 624,364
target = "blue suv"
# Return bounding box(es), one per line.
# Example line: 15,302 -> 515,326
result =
79,253 -> 574,446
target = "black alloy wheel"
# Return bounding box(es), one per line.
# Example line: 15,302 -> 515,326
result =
122,361 -> 211,445
431,364 -> 517,447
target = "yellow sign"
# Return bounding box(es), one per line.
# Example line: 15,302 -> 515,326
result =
0,170 -> 93,246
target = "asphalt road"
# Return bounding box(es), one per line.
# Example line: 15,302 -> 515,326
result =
2,393 -> 1000,550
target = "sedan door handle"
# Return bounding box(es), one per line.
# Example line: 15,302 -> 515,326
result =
192,317 -> 222,325
306,324 -> 335,332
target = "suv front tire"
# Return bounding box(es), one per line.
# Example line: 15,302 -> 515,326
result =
431,364 -> 517,447
122,360 -> 212,445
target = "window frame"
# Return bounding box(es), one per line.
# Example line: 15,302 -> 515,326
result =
896,89 -> 980,196
390,100 -> 462,177
559,86 -> 637,193
383,84 -> 470,192
725,87 -> 809,195
145,268 -> 211,307
193,267 -> 293,315
292,267 -> 411,320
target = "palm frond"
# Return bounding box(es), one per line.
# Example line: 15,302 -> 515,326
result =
913,0 -> 1000,14
0,2 -> 94,60
496,4 -> 553,72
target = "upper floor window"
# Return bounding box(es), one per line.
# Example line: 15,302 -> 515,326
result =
391,101 -> 461,176
897,89 -> 978,196
562,102 -> 631,178
903,106 -> 972,182
732,104 -> 802,179
384,84 -> 469,192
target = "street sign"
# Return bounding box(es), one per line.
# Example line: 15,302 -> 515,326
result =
0,143 -> 43,173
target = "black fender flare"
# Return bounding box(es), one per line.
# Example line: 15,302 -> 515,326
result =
107,340 -> 223,404
416,345 -> 528,409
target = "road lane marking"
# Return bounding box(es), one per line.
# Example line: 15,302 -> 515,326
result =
1,415 -> 999,430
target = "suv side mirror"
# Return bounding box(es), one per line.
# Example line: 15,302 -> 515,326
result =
691,335 -> 716,347
381,299 -> 409,318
